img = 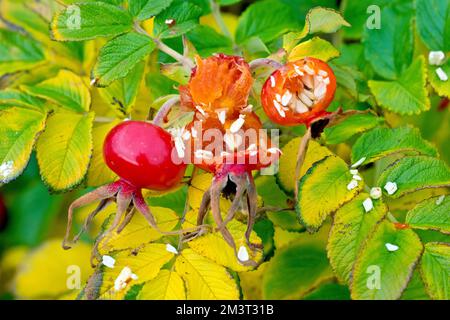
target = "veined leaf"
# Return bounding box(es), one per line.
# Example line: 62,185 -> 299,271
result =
235,0 -> 300,44
86,121 -> 120,187
137,269 -> 185,300
186,25 -> 233,57
93,33 -> 155,86
327,193 -> 387,283
262,238 -> 333,299
36,112 -> 94,192
97,61 -> 145,116
0,28 -> 45,75
99,206 -> 180,253
351,126 -> 438,165
153,1 -> 202,39
50,2 -> 133,41
416,0 -> 450,51
0,108 -> 46,184
377,156 -> 450,199
296,155 -> 363,231
363,6 -> 414,80
401,270 -> 430,300
420,242 -> 450,300
368,56 -> 430,115
129,0 -> 174,21
406,195 -> 450,234
91,243 -> 175,299
351,220 -> 423,300
323,113 -> 384,145
277,139 -> 333,194
14,239 -> 92,299
238,262 -> 269,300
21,69 -> 91,113
304,7 -> 350,35
429,60 -> 450,99
0,89 -> 46,111
183,210 -> 263,272
175,249 -> 239,299
288,37 -> 340,62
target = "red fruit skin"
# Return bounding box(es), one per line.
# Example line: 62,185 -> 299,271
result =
261,57 -> 336,127
103,121 -> 186,191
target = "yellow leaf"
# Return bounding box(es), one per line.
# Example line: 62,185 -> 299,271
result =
36,112 -> 94,192
297,156 -> 362,231
0,107 -> 46,184
238,262 -> 269,300
289,37 -> 340,62
175,249 -> 239,300
21,69 -> 91,113
99,206 -> 180,254
200,13 -> 238,35
94,243 -> 175,299
277,139 -> 333,193
86,121 -> 120,187
184,210 -> 263,272
14,239 -> 92,299
137,269 -> 186,300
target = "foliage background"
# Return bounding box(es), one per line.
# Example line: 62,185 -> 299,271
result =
0,0 -> 449,300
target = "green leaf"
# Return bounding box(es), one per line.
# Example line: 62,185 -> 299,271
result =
129,0 -> 174,21
50,2 -> 133,41
328,193 -> 387,283
153,1 -> 202,39
401,271 -> 430,300
146,72 -> 178,101
368,56 -> 430,115
351,220 -> 423,300
351,126 -> 438,165
341,0 -> 391,39
97,61 -> 145,116
304,7 -> 350,34
235,0 -> 300,44
296,155 -> 363,231
21,70 -> 91,113
262,239 -> 333,299
406,195 -> 450,234
377,156 -> 450,199
303,282 -> 351,300
0,89 -> 46,111
416,0 -> 450,51
363,6 -> 414,80
86,121 -> 119,187
93,33 -> 155,87
277,139 -> 333,194
420,242 -> 450,299
175,249 -> 239,299
0,28 -> 45,75
36,112 -> 94,192
323,113 -> 384,145
288,37 -> 340,62
136,269 -> 185,300
186,25 -> 233,57
429,60 -> 450,99
0,108 -> 46,184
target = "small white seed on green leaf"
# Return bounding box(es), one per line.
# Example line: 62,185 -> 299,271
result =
428,51 -> 445,66
370,187 -> 382,200
166,243 -> 178,254
347,179 -> 358,191
436,195 -> 445,205
238,246 -> 249,262
351,157 -> 366,168
384,181 -> 397,195
102,255 -> 115,268
385,243 -> 399,252
362,198 -> 373,213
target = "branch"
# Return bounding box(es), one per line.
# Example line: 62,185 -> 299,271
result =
153,96 -> 180,127
294,126 -> 312,201
209,0 -> 235,46
249,58 -> 283,71
134,23 -> 194,69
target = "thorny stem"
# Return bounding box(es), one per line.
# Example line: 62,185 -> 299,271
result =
249,58 -> 283,71
153,96 -> 180,126
294,126 -> 312,201
134,23 -> 195,69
